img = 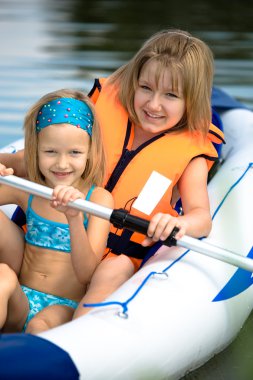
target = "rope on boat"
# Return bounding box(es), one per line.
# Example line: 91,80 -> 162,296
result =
212,162 -> 253,220
84,162 -> 253,317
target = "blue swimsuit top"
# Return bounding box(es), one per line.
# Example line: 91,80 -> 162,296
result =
25,185 -> 95,253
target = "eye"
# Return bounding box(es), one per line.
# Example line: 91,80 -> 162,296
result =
70,150 -> 82,155
166,92 -> 179,98
140,85 -> 151,91
44,150 -> 56,154
138,81 -> 152,91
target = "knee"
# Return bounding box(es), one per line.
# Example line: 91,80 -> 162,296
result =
94,255 -> 134,285
25,317 -> 50,334
0,263 -> 16,279
0,263 -> 18,292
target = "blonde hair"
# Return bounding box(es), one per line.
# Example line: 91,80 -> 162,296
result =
108,29 -> 214,137
24,89 -> 106,186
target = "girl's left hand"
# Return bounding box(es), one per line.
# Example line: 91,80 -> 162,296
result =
141,213 -> 187,247
51,185 -> 84,218
0,163 -> 14,176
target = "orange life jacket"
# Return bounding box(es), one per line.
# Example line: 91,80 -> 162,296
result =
12,78 -> 225,260
90,78 -> 225,259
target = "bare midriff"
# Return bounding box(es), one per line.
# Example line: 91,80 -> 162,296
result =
19,245 -> 86,302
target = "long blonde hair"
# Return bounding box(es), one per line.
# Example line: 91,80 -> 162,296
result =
24,89 -> 106,186
108,29 -> 214,137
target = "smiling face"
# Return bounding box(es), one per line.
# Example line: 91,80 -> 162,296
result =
134,60 -> 186,136
38,123 -> 90,189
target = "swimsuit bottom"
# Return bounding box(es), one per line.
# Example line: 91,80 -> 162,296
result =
21,285 -> 78,331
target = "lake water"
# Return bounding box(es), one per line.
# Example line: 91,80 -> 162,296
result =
0,0 -> 253,149
0,0 -> 253,378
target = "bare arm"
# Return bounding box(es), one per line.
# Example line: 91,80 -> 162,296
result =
69,188 -> 113,284
142,157 -> 212,246
0,179 -> 27,208
0,150 -> 26,178
176,156 -> 212,237
51,186 -> 114,284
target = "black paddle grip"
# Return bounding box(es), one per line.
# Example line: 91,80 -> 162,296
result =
110,208 -> 179,247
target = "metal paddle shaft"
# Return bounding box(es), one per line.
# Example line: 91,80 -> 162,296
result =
1,174 -> 253,272
0,174 -> 113,220
110,208 -> 253,272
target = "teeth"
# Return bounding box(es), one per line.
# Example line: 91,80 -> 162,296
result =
145,111 -> 161,118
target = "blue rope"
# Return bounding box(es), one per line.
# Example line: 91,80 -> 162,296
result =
84,300 -> 129,314
161,249 -> 190,273
83,162 -> 253,315
212,162 -> 253,220
84,271 -> 158,315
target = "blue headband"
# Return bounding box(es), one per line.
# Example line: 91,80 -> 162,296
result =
36,98 -> 93,136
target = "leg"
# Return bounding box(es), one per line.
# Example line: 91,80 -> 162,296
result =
73,254 -> 135,319
25,305 -> 75,334
0,264 -> 29,332
0,210 -> 25,275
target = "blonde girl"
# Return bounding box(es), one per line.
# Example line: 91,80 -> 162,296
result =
73,29 -> 224,317
0,89 -> 113,333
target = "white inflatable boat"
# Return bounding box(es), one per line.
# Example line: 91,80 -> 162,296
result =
0,102 -> 253,379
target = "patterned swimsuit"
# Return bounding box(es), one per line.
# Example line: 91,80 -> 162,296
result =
21,185 -> 95,331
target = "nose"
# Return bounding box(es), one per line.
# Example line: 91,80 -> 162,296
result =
56,154 -> 69,169
147,93 -> 161,110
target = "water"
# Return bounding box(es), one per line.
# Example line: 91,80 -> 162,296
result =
0,0 -> 253,148
0,0 -> 253,378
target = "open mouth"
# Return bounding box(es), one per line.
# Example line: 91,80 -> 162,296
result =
144,110 -> 163,119
52,171 -> 72,178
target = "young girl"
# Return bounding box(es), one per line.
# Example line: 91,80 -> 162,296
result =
0,29 -> 224,320
72,28 -> 224,317
0,89 -> 113,333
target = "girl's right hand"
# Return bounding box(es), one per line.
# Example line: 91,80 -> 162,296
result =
51,185 -> 84,218
141,212 -> 187,247
0,163 -> 14,176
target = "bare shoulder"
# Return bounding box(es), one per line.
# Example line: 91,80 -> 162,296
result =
180,157 -> 208,185
89,186 -> 114,208
187,156 -> 208,170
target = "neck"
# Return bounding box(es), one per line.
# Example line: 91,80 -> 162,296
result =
131,125 -> 162,150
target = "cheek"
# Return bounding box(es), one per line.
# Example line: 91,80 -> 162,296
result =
180,105 -> 186,120
38,155 -> 51,171
134,91 -> 142,112
175,102 -> 186,120
133,97 -> 138,113
76,157 -> 88,171
37,154 -> 43,169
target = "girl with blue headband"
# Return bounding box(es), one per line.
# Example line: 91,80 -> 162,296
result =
0,89 -> 113,333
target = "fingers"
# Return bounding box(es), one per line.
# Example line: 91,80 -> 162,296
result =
0,164 -> 14,176
52,186 -> 84,206
142,213 -> 186,247
147,213 -> 175,241
141,236 -> 154,247
174,225 -> 186,240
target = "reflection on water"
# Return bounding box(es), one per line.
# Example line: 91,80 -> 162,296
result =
0,0 -> 252,147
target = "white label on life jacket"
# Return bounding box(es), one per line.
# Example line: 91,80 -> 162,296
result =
132,171 -> 172,215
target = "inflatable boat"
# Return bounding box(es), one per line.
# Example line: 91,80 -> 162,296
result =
0,90 -> 253,379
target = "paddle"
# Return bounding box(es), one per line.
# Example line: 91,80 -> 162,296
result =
0,174 -> 253,272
